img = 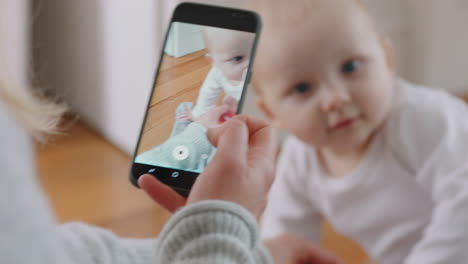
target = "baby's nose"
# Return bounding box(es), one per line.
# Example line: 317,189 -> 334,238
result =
320,86 -> 351,112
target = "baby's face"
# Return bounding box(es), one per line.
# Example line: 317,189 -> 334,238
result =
205,29 -> 255,83
255,1 -> 395,151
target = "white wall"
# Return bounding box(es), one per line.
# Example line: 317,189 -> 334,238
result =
407,0 -> 468,93
364,0 -> 468,93
0,0 -> 28,85
34,0 -> 251,154
164,23 -> 205,58
364,0 -> 411,78
99,0 -> 159,154
34,0 -> 158,154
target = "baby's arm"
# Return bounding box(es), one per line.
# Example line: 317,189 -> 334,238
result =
191,67 -> 224,119
261,136 -> 323,243
395,96 -> 468,264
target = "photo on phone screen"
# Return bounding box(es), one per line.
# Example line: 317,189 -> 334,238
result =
130,3 -> 260,196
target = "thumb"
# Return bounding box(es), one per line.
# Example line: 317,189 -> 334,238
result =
208,119 -> 249,166
138,174 -> 186,212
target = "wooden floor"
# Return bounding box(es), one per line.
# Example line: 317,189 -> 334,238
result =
36,120 -> 370,263
36,121 -> 170,238
138,50 -> 212,154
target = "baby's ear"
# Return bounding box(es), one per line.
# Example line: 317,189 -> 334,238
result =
382,37 -> 395,73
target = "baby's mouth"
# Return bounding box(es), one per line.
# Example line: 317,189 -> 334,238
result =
327,106 -> 361,130
332,117 -> 357,130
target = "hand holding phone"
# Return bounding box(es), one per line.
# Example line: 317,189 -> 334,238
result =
139,115 -> 277,218
130,3 -> 261,197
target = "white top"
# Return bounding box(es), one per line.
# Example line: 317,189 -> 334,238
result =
261,80 -> 468,264
191,67 -> 245,118
0,100 -> 271,264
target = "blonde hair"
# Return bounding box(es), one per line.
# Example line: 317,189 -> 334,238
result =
0,77 -> 67,143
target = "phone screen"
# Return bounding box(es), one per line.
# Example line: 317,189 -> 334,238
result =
131,6 -> 260,196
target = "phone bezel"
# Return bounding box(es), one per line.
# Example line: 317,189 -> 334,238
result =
129,2 -> 261,197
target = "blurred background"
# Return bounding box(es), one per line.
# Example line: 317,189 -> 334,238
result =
1,0 -> 467,263
28,0 -> 468,154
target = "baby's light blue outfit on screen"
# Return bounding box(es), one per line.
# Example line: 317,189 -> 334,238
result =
135,122 -> 215,173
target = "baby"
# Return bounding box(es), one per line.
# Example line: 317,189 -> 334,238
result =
181,26 -> 255,120
250,0 -> 468,263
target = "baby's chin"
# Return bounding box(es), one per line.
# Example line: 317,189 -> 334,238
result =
330,130 -> 374,153
224,74 -> 243,86
307,128 -> 372,153
223,71 -> 245,84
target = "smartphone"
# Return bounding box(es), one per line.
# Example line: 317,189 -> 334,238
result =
129,2 -> 261,197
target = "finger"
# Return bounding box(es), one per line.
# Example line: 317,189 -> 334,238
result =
206,114 -> 254,146
210,119 -> 249,166
138,174 -> 186,213
206,121 -> 230,147
250,125 -> 277,164
234,115 -> 277,164
193,119 -> 249,200
234,116 -> 277,192
232,115 -> 269,136
208,115 -> 276,164
300,243 -> 343,264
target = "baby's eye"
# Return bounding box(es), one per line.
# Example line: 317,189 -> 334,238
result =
342,60 -> 360,75
230,56 -> 244,63
293,82 -> 313,94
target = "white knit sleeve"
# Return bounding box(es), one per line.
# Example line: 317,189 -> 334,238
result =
56,223 -> 157,264
0,101 -> 157,264
391,91 -> 468,264
191,67 -> 224,119
155,200 -> 273,264
260,136 -> 322,242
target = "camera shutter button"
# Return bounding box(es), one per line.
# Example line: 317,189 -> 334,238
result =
173,145 -> 190,161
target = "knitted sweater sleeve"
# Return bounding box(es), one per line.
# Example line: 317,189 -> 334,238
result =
156,200 -> 273,264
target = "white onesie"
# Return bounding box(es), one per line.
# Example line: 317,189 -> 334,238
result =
191,67 -> 245,119
261,80 -> 468,264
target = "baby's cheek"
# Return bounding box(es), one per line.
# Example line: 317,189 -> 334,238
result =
231,64 -> 249,82
232,69 -> 245,82
222,69 -> 237,82
299,112 -> 326,144
362,87 -> 391,126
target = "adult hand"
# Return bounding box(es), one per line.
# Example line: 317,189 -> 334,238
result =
194,104 -> 230,128
264,233 -> 343,264
187,115 -> 276,218
139,115 -> 276,219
